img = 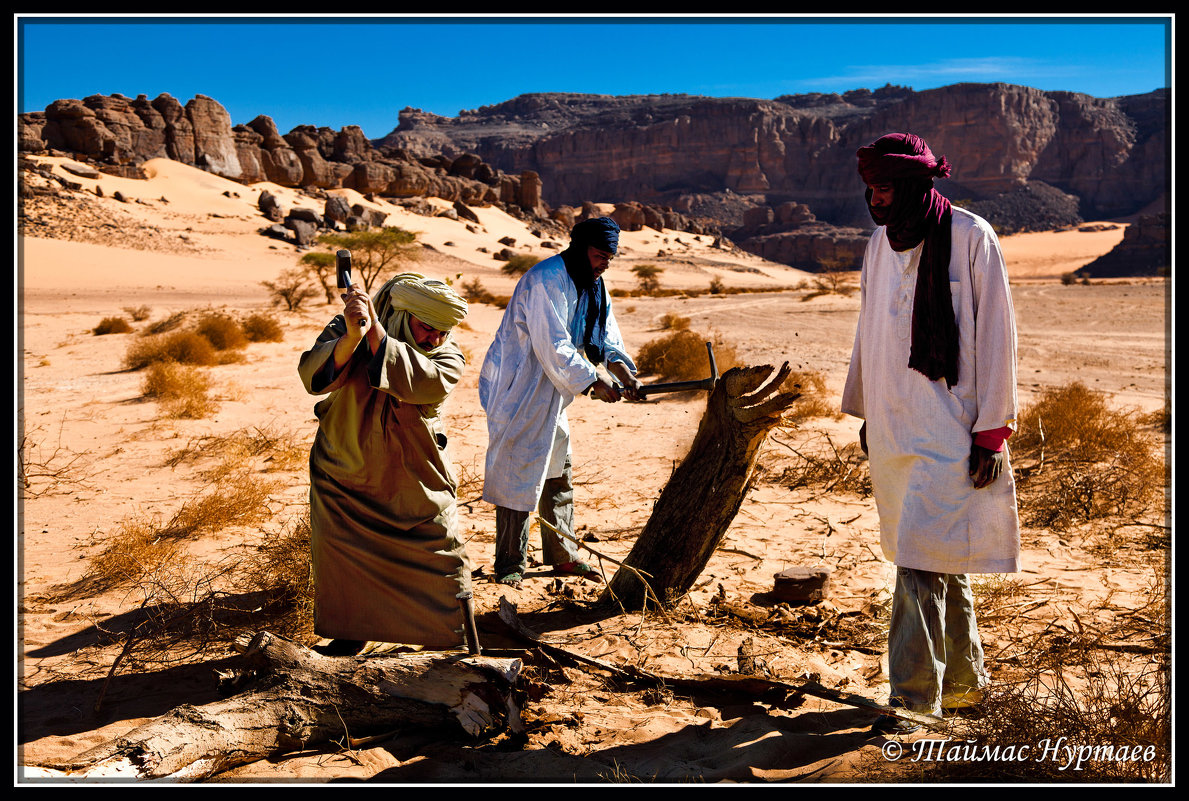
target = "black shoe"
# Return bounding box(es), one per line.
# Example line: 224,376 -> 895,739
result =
315,638 -> 365,656
871,713 -> 921,735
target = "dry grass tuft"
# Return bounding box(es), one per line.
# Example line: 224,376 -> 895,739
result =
93,316 -> 132,335
123,329 -> 219,370
163,424 -> 309,476
141,361 -> 218,419
635,329 -> 741,382
143,310 -> 190,336
1012,382 -> 1166,531
195,312 -> 248,351
657,312 -> 690,331
241,312 -> 285,343
122,305 -> 152,322
80,471 -> 279,597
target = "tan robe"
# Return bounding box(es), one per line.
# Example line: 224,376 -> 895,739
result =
298,314 -> 471,648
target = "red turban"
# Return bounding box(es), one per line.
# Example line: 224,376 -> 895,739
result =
857,133 -> 951,185
856,133 -> 959,388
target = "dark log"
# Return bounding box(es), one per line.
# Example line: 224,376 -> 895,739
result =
39,631 -> 523,781
602,364 -> 801,610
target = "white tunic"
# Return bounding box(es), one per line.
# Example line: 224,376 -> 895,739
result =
841,207 -> 1020,574
479,254 -> 636,512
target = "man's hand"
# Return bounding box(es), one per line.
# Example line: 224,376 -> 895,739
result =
969,443 -> 1004,489
607,361 -> 644,401
341,284 -> 375,338
588,375 -> 622,403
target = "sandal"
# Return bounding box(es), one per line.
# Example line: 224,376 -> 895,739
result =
497,572 -> 523,588
556,561 -> 602,582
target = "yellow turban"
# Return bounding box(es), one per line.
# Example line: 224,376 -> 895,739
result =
371,273 -> 468,355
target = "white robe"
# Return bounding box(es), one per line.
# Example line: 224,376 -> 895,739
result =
479,254 -> 636,512
841,207 -> 1020,574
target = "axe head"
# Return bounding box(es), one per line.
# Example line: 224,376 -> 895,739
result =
637,341 -> 719,397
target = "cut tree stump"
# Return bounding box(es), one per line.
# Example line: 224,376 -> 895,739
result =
602,363 -> 800,611
38,631 -> 523,782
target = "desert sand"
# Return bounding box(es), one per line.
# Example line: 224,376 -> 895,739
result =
17,157 -> 1170,783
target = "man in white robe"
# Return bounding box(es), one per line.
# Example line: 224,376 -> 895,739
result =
841,133 -> 1020,733
479,217 -> 642,586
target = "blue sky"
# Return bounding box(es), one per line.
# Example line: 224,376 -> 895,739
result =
16,15 -> 1172,140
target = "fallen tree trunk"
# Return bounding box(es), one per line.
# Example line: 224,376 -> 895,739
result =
40,631 -> 524,781
602,364 -> 801,610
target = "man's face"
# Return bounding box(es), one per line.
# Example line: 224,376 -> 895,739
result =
409,315 -> 447,349
587,246 -> 615,279
867,182 -> 895,210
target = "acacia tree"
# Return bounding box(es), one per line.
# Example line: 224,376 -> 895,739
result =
631,263 -> 664,294
315,227 -> 422,292
297,251 -> 339,304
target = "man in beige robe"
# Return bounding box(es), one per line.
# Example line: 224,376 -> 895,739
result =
298,273 -> 471,653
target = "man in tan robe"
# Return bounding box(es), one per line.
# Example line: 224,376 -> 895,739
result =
298,273 -> 472,653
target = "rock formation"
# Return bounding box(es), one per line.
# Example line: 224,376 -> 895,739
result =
1077,213 -> 1170,278
19,82 -> 1168,273
381,84 -> 1167,228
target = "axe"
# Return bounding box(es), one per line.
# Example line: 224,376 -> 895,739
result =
619,340 -> 719,398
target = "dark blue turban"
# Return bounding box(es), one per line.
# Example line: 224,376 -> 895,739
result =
570,216 -> 620,254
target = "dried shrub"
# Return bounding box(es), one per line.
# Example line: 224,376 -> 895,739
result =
18,417 -> 92,498
242,312 -> 284,343
461,277 -> 496,304
778,369 -> 837,424
501,253 -> 538,277
93,316 -> 132,335
635,328 -> 740,382
631,263 -> 664,293
81,471 -> 278,596
763,430 -> 871,498
163,424 -> 309,477
122,304 -> 152,322
236,515 -> 315,639
657,312 -> 690,331
143,310 -> 190,336
195,312 -> 247,351
123,330 -> 218,370
801,271 -> 858,300
141,361 -> 217,419
1012,382 -> 1165,530
262,267 -> 318,311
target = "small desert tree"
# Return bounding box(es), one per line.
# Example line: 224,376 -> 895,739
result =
632,263 -> 664,294
297,251 -> 339,304
501,253 -> 538,277
261,268 -> 318,312
316,227 -> 421,292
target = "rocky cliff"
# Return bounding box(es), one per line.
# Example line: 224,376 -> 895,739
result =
381,83 -> 1168,228
19,83 -> 1168,273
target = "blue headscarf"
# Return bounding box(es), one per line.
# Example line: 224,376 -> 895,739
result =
563,217 -> 620,364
